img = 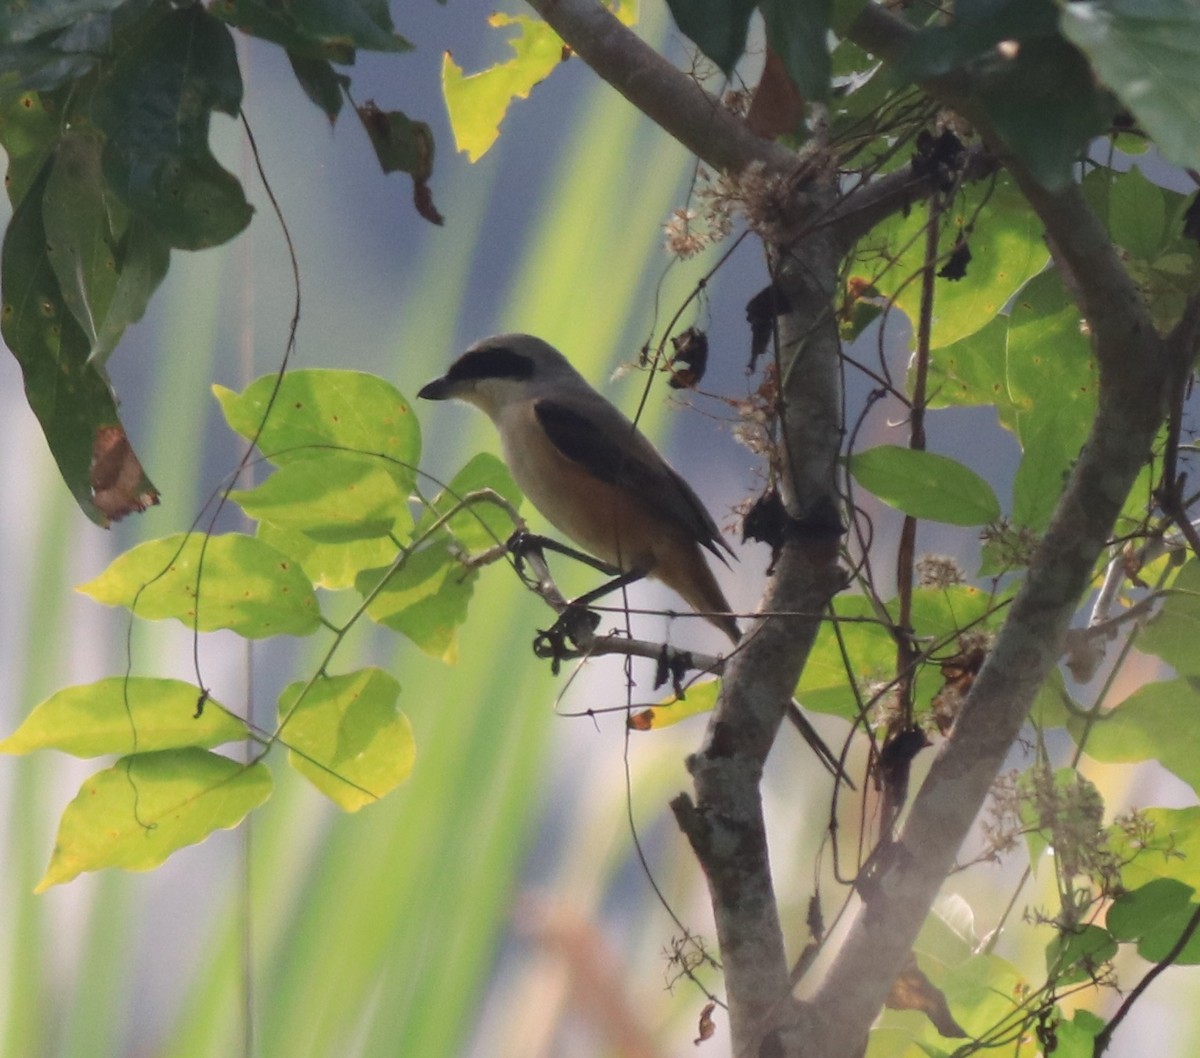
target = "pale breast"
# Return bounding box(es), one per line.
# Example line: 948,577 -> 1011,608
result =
495,400 -> 660,573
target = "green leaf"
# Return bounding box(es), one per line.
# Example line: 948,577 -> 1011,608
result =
1079,679 -> 1200,794
1053,1012 -> 1104,1058
214,369 -> 420,492
0,89 -> 59,208
898,0 -> 1059,79
976,35 -> 1113,190
442,13 -> 565,163
1,154 -> 156,525
231,453 -> 409,542
1005,269 -> 1097,530
0,678 -> 246,757
42,130 -> 170,363
1029,667 -> 1078,729
92,4 -> 252,249
1110,806 -> 1200,891
1107,164 -> 1167,259
663,0 -> 756,74
357,542 -> 478,663
0,29 -> 102,100
415,452 -> 523,552
923,314 -> 1014,417
1011,407 -> 1076,531
759,0 -> 833,102
864,173 -> 1048,347
277,668 -> 414,811
36,748 -> 271,891
286,52 -> 348,123
0,0 -> 127,43
1045,923 -> 1117,984
1061,0 -> 1200,171
848,446 -> 1001,526
77,532 -> 322,638
1085,166 -> 1200,332
796,594 -> 894,720
210,0 -> 412,61
831,0 -> 869,35
257,520 -> 405,592
1005,270 -> 1097,451
1139,559 -> 1200,674
899,1 -> 1111,188
1107,878 -> 1200,964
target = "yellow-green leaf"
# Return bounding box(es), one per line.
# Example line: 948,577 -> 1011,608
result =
864,172 -> 1048,348
231,453 -> 409,542
631,678 -> 720,729
1,678 -> 245,757
442,13 -> 566,163
213,368 -> 420,492
37,749 -> 271,891
356,542 -> 478,663
415,451 -> 523,552
257,520 -> 404,592
278,668 -> 414,811
77,532 -> 321,638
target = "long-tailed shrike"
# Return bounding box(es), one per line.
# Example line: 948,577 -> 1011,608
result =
419,334 -> 850,782
418,333 -> 740,641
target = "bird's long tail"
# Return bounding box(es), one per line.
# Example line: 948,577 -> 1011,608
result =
786,700 -> 855,789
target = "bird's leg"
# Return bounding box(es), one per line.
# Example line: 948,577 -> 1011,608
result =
532,568 -> 648,670
506,530 -> 622,577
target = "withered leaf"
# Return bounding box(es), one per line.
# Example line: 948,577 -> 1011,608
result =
937,234 -> 972,281
912,129 -> 965,192
90,425 -> 160,523
742,485 -> 787,571
745,284 -> 792,372
930,641 -> 987,733
746,47 -> 805,141
356,99 -> 444,226
627,709 -> 654,731
886,956 -> 967,1038
694,1001 -> 717,1045
669,327 -> 709,389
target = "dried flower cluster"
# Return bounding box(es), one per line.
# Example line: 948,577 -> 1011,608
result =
730,365 -> 780,458
916,553 -> 966,588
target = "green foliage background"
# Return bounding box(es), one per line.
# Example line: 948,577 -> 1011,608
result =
0,6 -> 750,1056
6,2 -> 1200,1056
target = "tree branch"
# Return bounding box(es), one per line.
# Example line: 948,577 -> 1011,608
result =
801,14 -> 1182,1058
672,217 -> 847,1057
525,0 -> 795,175
527,4 -> 1192,1057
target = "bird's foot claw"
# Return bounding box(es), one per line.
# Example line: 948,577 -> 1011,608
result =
533,604 -> 602,673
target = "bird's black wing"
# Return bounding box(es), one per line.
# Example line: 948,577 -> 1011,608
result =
534,398 -> 733,563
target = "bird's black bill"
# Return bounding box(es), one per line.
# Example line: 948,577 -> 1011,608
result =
417,377 -> 452,400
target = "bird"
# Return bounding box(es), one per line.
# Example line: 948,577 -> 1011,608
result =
419,334 -> 850,784
418,333 -> 740,641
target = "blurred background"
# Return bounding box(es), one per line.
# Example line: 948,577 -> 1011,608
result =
0,3 -> 1197,1057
